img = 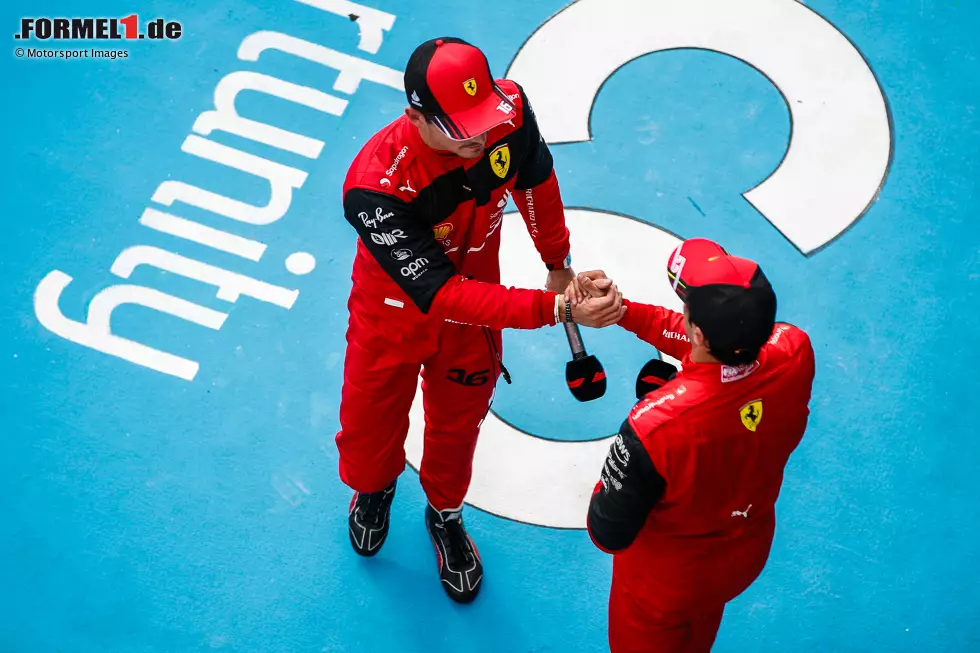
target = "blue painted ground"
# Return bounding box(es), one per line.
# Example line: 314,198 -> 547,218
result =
2,0 -> 978,651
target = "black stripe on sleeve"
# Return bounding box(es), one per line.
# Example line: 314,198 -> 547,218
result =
587,418 -> 666,552
344,188 -> 457,313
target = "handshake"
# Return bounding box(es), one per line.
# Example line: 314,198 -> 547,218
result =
553,270 -> 627,328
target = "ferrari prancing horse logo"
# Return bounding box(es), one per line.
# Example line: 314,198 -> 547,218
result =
489,144 -> 511,178
739,399 -> 763,432
463,78 -> 478,96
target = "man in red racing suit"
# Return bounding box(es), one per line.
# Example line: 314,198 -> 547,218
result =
574,239 -> 816,651
336,37 -> 624,604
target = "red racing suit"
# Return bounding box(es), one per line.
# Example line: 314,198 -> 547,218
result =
587,300 -> 816,653
336,80 -> 571,511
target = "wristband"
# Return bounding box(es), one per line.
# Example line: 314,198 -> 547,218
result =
554,293 -> 563,325
565,299 -> 574,324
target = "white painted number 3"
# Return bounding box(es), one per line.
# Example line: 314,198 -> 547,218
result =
406,0 -> 891,528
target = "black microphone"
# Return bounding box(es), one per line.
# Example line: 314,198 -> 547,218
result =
635,358 -> 678,400
564,322 -> 606,401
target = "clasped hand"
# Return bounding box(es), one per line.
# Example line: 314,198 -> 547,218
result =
563,270 -> 626,328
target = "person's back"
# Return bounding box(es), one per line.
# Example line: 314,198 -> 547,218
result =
582,237 -> 816,652
623,321 -> 815,612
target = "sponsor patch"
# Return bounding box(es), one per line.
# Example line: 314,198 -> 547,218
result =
768,325 -> 791,345
370,229 -> 406,246
400,257 -> 429,280
630,391 -> 676,420
433,223 -> 453,241
721,360 -> 760,383
386,146 -> 409,177
360,206 -> 394,229
391,248 -> 412,261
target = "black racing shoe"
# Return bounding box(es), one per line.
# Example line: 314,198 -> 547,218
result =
425,505 -> 483,603
348,480 -> 396,557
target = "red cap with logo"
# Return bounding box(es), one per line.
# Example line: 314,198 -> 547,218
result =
404,37 -> 517,141
666,238 -> 777,363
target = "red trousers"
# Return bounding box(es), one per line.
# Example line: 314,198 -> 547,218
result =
609,578 -> 725,653
335,290 -> 500,511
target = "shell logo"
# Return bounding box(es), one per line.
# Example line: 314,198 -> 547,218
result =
433,223 -> 453,241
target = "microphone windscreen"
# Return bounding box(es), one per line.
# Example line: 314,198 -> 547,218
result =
635,359 -> 678,399
566,355 -> 606,402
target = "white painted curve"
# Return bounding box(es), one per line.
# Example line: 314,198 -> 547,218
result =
505,0 -> 892,255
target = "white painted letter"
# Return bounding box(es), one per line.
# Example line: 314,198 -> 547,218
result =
110,245 -> 299,309
193,71 -> 348,159
177,135 -> 307,226
293,0 -> 396,54
151,180 -> 293,227
238,31 -> 404,95
138,208 -> 267,261
34,270 -> 227,381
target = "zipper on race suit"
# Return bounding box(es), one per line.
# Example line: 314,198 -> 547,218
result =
482,326 -> 511,385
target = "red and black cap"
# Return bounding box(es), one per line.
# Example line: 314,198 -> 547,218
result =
404,37 -> 517,141
666,238 -> 777,361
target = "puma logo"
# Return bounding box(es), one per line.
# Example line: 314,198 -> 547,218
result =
731,504 -> 752,518
399,180 -> 416,194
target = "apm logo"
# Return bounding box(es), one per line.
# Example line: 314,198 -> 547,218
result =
15,16 -> 182,41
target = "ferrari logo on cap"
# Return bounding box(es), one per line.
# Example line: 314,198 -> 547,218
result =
739,400 -> 763,432
463,78 -> 478,96
489,144 -> 511,178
